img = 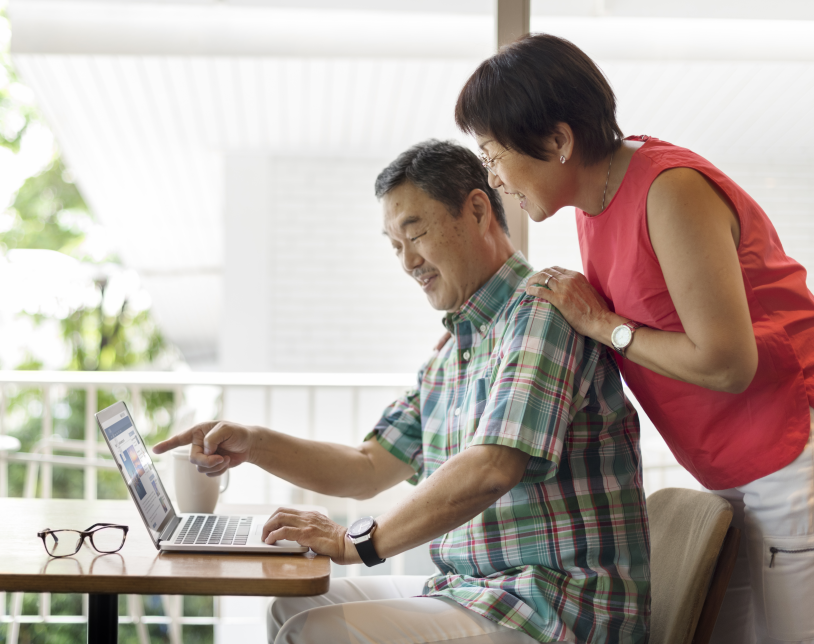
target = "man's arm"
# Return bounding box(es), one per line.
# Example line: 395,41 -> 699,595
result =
263,298 -> 579,563
262,443 -> 531,564
153,422 -> 414,500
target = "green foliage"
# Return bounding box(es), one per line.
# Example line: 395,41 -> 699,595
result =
2,156 -> 92,256
0,10 -> 38,155
61,304 -> 168,373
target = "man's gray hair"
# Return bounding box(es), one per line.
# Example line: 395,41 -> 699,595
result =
374,139 -> 509,235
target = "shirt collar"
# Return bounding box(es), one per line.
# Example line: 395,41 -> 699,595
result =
443,252 -> 534,336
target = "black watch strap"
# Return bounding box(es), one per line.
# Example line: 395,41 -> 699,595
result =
354,535 -> 385,567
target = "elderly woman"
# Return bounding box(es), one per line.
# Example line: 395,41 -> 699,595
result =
455,34 -> 814,644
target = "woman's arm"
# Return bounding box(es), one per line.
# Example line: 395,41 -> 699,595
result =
527,168 -> 758,393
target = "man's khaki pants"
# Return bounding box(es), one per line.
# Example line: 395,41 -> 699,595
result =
267,575 -> 542,644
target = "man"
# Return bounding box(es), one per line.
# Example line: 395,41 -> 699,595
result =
154,140 -> 650,644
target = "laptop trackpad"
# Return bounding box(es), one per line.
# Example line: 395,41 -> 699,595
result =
251,522 -> 306,550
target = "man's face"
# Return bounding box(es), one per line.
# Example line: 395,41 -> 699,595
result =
382,182 -> 485,313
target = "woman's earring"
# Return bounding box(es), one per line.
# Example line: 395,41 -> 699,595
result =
560,155 -> 566,164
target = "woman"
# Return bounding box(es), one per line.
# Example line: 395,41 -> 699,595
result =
455,34 -> 814,644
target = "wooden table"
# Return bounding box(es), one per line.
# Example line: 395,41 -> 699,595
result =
0,498 -> 331,644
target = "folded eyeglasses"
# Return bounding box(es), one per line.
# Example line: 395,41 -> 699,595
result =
38,523 -> 129,558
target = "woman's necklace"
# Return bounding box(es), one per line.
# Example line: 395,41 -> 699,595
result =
601,150 -> 615,211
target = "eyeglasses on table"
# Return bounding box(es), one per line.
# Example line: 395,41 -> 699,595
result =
37,523 -> 129,558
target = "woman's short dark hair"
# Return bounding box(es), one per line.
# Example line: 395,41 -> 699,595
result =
455,34 -> 623,167
374,139 -> 508,235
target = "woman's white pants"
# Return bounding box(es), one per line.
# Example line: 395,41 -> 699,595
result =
710,408 -> 814,644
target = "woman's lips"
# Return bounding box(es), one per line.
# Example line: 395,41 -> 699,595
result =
507,191 -> 527,210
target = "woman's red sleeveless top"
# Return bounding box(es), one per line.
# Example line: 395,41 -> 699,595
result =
576,136 -> 814,489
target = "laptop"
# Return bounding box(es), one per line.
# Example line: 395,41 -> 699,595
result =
96,400 -> 309,554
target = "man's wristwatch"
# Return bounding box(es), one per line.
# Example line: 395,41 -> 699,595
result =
347,516 -> 385,567
611,321 -> 645,357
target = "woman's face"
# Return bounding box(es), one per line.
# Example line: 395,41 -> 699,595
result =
475,134 -> 573,223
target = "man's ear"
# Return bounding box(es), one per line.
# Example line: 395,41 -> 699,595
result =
467,189 -> 492,234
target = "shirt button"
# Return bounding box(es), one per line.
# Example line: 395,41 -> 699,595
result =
454,408 -> 461,416
462,351 -> 471,360
480,324 -> 487,333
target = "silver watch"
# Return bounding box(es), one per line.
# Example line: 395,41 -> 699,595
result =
611,321 -> 644,357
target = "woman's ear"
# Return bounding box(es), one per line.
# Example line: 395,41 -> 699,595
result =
551,122 -> 576,162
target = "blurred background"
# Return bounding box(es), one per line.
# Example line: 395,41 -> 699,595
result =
1,0 -> 813,642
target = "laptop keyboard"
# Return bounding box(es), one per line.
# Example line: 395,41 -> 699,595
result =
173,515 -> 253,546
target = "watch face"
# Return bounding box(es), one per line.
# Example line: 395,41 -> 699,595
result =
348,517 -> 374,538
612,325 -> 633,348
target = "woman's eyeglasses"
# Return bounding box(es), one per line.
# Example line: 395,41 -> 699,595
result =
37,523 -> 129,558
478,147 -> 511,175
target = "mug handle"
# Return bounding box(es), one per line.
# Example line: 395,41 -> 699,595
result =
219,470 -> 229,494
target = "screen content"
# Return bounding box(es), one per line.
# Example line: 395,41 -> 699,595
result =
100,410 -> 172,531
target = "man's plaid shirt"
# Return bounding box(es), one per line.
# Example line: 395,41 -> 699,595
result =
368,253 -> 650,643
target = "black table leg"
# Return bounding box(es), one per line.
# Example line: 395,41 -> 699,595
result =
88,593 -> 118,644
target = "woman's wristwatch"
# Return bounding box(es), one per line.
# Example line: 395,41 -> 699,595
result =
611,321 -> 645,357
347,516 -> 385,567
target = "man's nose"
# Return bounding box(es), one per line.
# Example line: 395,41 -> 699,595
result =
401,245 -> 423,273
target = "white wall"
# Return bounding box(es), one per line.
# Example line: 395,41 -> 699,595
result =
219,155 -> 443,373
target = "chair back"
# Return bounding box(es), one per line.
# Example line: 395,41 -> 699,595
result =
648,488 -> 734,644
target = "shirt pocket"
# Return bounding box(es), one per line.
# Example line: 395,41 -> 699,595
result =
459,377 -> 490,440
763,533 -> 814,640
471,377 -> 489,418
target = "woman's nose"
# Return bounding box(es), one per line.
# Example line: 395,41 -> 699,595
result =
488,172 -> 503,189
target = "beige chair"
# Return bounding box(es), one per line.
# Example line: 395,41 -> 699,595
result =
648,487 -> 741,644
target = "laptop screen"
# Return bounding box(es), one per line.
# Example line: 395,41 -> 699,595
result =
97,401 -> 174,546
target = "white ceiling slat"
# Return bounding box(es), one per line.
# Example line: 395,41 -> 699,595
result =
407,60 -> 448,146
260,59 -> 283,150
692,66 -> 762,151
308,59 -> 329,153
253,57 -> 271,149
282,59 -> 305,151
660,63 -> 726,147
365,59 -> 397,154
325,59 -> 351,153
761,69 -> 814,152
163,57 -> 225,240
131,59 -> 198,255
210,58 -> 241,149
156,57 -> 215,237
13,54 -> 111,216
53,56 -> 151,248
747,66 -> 814,152
112,56 -> 191,269
346,60 -> 375,152
235,58 -> 262,149
187,57 -> 222,148
720,66 -> 791,151
385,61 -> 421,151
157,57 -> 196,150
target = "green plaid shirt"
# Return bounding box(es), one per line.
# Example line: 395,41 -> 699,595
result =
368,253 -> 650,643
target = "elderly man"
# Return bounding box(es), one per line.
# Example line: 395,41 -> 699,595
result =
154,140 -> 650,644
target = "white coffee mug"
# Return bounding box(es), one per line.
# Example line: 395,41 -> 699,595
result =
171,446 -> 229,514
